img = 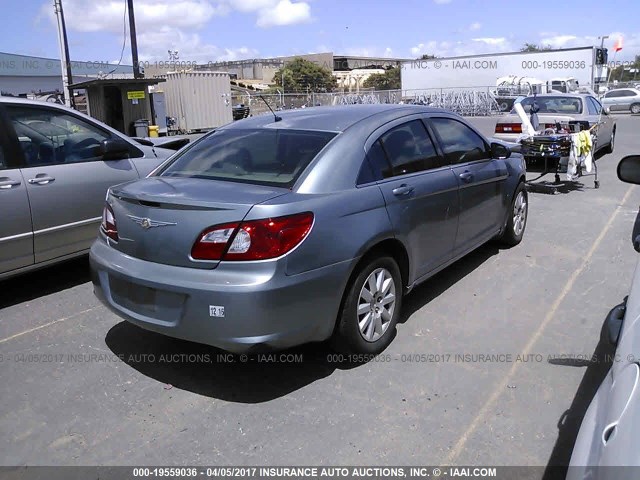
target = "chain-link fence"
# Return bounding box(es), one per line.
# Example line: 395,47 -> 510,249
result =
232,86 -> 508,118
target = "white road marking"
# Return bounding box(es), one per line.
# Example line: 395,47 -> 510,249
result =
0,307 -> 97,344
443,184 -> 636,466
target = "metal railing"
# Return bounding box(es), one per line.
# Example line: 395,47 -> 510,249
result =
231,86 -> 520,117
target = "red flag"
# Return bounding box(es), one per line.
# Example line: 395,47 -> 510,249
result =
614,37 -> 623,52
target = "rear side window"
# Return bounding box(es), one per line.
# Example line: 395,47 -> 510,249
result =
159,128 -> 337,188
378,120 -> 445,177
429,117 -> 490,164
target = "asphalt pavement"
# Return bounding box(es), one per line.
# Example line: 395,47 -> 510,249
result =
1,114 -> 640,474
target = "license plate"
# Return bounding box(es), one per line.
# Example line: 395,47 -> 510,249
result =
209,305 -> 225,317
131,285 -> 157,308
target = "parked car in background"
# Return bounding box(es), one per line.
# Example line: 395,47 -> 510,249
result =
493,93 -> 616,154
232,104 -> 250,120
568,154 -> 640,477
90,104 -> 528,355
600,88 -> 640,114
0,97 -> 178,280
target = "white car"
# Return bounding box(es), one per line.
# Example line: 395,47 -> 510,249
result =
493,93 -> 616,154
601,88 -> 640,114
568,154 -> 640,477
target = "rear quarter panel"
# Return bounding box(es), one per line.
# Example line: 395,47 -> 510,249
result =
245,186 -> 396,278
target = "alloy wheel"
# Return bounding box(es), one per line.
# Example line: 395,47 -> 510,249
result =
513,191 -> 527,237
357,268 -> 396,342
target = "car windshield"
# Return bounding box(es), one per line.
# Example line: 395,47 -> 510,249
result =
512,96 -> 583,114
158,128 -> 337,188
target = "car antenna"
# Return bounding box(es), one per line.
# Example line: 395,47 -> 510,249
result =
259,95 -> 282,122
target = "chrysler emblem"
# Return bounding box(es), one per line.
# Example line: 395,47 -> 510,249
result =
127,215 -> 177,229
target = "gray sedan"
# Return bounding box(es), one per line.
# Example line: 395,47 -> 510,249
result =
90,104 -> 528,354
0,97 -> 176,280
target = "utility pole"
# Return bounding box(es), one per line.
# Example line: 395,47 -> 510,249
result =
599,35 -> 609,49
127,0 -> 142,78
53,0 -> 74,107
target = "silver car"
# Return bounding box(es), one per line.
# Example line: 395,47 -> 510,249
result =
90,104 -> 528,354
568,154 -> 640,477
493,93 -> 616,154
0,97 -> 176,280
600,88 -> 640,114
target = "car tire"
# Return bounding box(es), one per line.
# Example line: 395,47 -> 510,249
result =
631,103 -> 640,115
332,256 -> 403,355
498,182 -> 528,247
604,128 -> 615,154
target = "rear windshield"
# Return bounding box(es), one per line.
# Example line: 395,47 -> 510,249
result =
513,96 -> 583,115
158,128 -> 337,188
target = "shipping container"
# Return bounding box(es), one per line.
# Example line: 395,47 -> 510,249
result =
162,71 -> 233,133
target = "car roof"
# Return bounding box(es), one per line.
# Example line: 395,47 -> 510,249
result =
220,104 -> 453,133
0,96 -> 72,108
521,93 -> 591,99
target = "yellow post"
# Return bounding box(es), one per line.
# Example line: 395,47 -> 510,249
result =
148,125 -> 159,137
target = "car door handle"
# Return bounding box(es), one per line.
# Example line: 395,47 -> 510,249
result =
28,176 -> 56,185
459,172 -> 473,183
392,184 -> 414,196
0,179 -> 21,189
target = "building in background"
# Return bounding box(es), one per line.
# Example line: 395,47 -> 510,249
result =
145,52 -> 411,85
0,51 -> 134,100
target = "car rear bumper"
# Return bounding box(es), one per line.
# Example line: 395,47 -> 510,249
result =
90,238 -> 353,353
493,133 -> 520,142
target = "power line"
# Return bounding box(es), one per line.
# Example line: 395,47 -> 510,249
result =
106,0 -> 128,76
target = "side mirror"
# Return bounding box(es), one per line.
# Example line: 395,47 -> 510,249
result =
603,106 -> 611,115
491,142 -> 511,159
100,138 -> 131,160
617,155 -> 640,185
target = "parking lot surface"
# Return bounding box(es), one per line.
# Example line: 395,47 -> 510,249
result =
2,115 -> 640,472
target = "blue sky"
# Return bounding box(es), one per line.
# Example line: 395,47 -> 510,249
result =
2,0 -> 638,63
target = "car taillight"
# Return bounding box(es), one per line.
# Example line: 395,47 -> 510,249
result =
495,123 -> 522,134
190,222 -> 240,261
191,212 -> 314,261
101,203 -> 118,241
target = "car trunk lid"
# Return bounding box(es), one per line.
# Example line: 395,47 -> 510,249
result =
108,177 -> 288,269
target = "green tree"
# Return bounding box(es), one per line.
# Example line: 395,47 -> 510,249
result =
520,43 -> 553,52
362,67 -> 401,90
608,55 -> 640,82
273,57 -> 337,93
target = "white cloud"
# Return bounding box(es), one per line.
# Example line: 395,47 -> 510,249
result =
537,32 -> 640,60
472,37 -> 507,46
538,35 -> 580,48
217,0 -> 311,27
38,0 -> 226,33
35,0 -> 311,63
135,26 -> 258,63
410,37 -> 517,58
342,47 -> 397,58
469,22 -> 481,31
255,0 -> 311,27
